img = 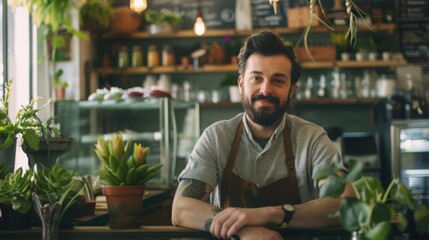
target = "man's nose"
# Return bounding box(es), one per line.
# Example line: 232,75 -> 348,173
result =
259,80 -> 273,95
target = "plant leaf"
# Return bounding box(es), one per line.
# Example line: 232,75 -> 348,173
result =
414,204 -> 429,234
319,176 -> 347,198
339,198 -> 370,232
371,203 -> 391,225
23,129 -> 40,151
345,159 -> 363,182
392,182 -> 416,210
364,221 -> 390,240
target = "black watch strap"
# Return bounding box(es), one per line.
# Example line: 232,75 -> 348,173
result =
280,204 -> 295,228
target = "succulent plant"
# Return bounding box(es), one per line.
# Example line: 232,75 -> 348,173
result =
95,133 -> 163,186
0,168 -> 34,214
32,163 -> 84,218
0,163 -> 12,180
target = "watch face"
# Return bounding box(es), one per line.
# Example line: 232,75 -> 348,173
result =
283,204 -> 294,211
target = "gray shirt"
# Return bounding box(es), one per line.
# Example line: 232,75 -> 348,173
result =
178,113 -> 343,206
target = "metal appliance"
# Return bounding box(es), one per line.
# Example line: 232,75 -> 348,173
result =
342,132 -> 381,179
391,119 -> 429,204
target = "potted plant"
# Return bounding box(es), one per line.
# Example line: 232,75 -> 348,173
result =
0,81 -> 16,167
32,163 -> 85,239
53,68 -> 68,100
315,159 -> 429,240
80,0 -> 113,32
331,32 -> 352,61
110,6 -> 142,34
94,133 -> 163,229
355,36 -> 378,61
10,0 -> 88,100
0,168 -> 34,230
144,9 -> 182,34
0,80 -> 73,169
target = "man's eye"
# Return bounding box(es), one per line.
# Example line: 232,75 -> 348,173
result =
274,79 -> 285,85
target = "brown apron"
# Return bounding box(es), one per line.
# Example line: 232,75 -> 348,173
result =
220,120 -> 302,208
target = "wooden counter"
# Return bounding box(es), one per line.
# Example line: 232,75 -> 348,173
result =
0,189 -> 351,239
0,225 -> 350,239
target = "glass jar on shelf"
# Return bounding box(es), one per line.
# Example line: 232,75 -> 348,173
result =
147,45 -> 160,68
131,45 -> 143,67
162,45 -> 175,66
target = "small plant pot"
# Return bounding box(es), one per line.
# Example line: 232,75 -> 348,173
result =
147,23 -> 177,35
55,87 -> 65,101
110,7 -> 141,34
368,52 -> 378,61
340,52 -> 351,61
0,203 -> 34,230
23,137 -> 73,169
102,185 -> 146,229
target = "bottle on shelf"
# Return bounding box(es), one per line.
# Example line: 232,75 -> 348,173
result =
304,76 -> 314,99
316,74 -> 328,98
118,46 -> 129,68
131,45 -> 143,67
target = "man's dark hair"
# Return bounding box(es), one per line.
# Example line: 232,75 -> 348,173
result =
237,30 -> 301,84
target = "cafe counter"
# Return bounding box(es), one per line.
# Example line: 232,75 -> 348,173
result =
0,189 -> 351,239
0,226 -> 351,240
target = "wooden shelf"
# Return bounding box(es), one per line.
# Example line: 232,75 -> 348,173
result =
291,98 -> 384,105
335,59 -> 407,68
94,59 -> 406,75
101,23 -> 396,39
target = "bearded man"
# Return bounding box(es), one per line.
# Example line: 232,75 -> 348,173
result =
172,30 -> 353,240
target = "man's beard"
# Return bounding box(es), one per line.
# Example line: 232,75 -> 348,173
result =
242,92 -> 291,126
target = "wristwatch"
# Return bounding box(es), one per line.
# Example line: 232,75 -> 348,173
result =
280,204 -> 295,228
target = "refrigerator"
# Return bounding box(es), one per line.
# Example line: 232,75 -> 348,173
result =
391,119 -> 429,205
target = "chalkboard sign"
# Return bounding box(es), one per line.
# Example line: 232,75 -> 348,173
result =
147,0 -> 235,29
251,0 -> 287,28
399,0 -> 429,63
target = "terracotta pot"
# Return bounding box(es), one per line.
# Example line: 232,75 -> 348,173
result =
110,7 -> 141,34
55,87 -> 65,101
102,185 -> 145,229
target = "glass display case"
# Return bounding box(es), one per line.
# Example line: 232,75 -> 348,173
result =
391,119 -> 429,204
54,98 -> 200,188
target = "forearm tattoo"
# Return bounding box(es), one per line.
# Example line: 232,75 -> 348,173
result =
204,207 -> 223,231
181,179 -> 207,199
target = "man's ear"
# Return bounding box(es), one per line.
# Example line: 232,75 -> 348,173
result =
238,75 -> 243,95
289,83 -> 297,98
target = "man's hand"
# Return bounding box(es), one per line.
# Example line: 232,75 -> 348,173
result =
210,207 -> 279,239
236,226 -> 283,240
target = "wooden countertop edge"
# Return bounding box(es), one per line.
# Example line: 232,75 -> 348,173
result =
67,225 -> 202,233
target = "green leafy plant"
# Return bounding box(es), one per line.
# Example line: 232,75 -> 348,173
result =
314,159 -> 429,240
0,80 -> 56,152
0,168 -> 33,214
356,36 -> 378,53
10,0 -> 88,95
143,9 -> 182,25
331,32 -> 351,53
53,69 -> 68,89
0,81 -> 15,150
94,133 -> 163,186
32,163 -> 84,219
0,163 -> 11,180
79,0 -> 113,29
